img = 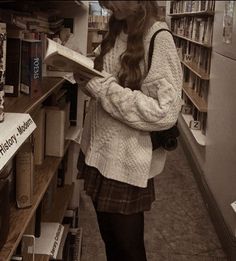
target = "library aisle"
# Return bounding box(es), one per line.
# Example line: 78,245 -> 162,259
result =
79,143 -> 228,261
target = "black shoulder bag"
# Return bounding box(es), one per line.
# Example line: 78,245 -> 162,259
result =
148,29 -> 180,151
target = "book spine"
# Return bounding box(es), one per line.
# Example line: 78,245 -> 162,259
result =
5,38 -> 22,97
33,107 -> 45,165
0,84 -> 4,123
20,40 -> 42,97
15,138 -> 34,208
0,23 -> 6,123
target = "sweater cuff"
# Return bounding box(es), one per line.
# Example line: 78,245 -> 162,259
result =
86,75 -> 116,98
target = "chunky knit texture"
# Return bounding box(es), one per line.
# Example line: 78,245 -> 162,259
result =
80,21 -> 183,188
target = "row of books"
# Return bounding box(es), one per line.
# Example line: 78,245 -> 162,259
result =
170,0 -> 215,14
183,69 -> 209,103
0,23 -> 6,122
176,39 -> 212,74
0,8 -> 77,97
181,94 -> 207,135
0,21 -> 45,97
10,209 -> 82,260
88,15 -> 109,30
172,16 -> 213,45
0,8 -> 64,34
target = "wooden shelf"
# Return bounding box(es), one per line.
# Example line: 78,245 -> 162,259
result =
5,77 -> 65,114
183,84 -> 208,112
181,114 -> 206,146
181,60 -> 210,80
0,156 -> 63,261
169,10 -> 214,17
23,254 -> 49,261
172,33 -> 212,48
42,184 -> 74,223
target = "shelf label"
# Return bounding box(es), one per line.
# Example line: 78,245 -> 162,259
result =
189,120 -> 201,130
0,113 -> 36,172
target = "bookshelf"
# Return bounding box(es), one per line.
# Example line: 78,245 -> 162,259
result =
168,0 -> 215,146
0,0 -> 88,259
5,78 -> 65,113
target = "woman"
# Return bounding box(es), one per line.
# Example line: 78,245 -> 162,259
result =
75,1 -> 182,261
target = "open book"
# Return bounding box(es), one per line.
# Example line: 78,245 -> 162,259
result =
44,38 -> 105,78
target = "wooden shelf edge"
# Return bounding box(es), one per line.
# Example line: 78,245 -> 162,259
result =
173,33 -> 212,48
42,183 -> 74,223
169,10 -> 214,17
0,156 -> 63,261
181,60 -> 210,80
5,77 -> 65,114
181,114 -> 206,146
183,84 -> 208,112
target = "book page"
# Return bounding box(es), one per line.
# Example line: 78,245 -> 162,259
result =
45,39 -> 105,78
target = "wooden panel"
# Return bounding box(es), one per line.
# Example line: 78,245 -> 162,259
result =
0,156 -> 62,261
5,77 -> 65,113
42,184 -> 74,223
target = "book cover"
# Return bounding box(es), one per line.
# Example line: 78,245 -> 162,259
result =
45,102 -> 70,157
44,38 -> 106,78
5,38 -> 22,97
20,39 -> 42,97
15,138 -> 34,208
34,222 -> 64,258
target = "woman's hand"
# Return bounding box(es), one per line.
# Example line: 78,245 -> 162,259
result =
73,71 -> 95,97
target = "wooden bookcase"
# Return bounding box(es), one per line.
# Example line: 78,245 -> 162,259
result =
168,0 -> 215,146
0,1 -> 89,260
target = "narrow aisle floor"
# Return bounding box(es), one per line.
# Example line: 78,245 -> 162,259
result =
79,143 -> 229,261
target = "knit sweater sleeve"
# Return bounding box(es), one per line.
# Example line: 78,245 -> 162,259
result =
85,31 -> 183,132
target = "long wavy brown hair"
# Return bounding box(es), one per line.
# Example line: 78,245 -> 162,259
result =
94,1 -> 160,90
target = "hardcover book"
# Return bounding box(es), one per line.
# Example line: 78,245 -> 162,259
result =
20,39 -> 42,97
44,38 -> 107,78
15,138 -> 34,208
5,37 -> 22,97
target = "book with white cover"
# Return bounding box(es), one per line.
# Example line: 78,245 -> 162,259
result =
34,222 -> 64,259
44,38 -> 106,78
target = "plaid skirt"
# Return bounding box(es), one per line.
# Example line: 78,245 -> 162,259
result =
77,152 -> 155,215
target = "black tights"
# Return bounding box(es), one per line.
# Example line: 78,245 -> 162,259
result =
95,210 -> 147,261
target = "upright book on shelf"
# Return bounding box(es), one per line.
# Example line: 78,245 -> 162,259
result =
32,107 -> 45,165
0,23 -> 6,123
15,138 -> 34,208
5,37 -> 22,97
20,39 -> 42,97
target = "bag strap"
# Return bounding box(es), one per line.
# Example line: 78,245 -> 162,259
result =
148,29 -> 173,72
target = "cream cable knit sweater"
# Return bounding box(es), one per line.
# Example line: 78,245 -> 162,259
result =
80,21 -> 183,188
